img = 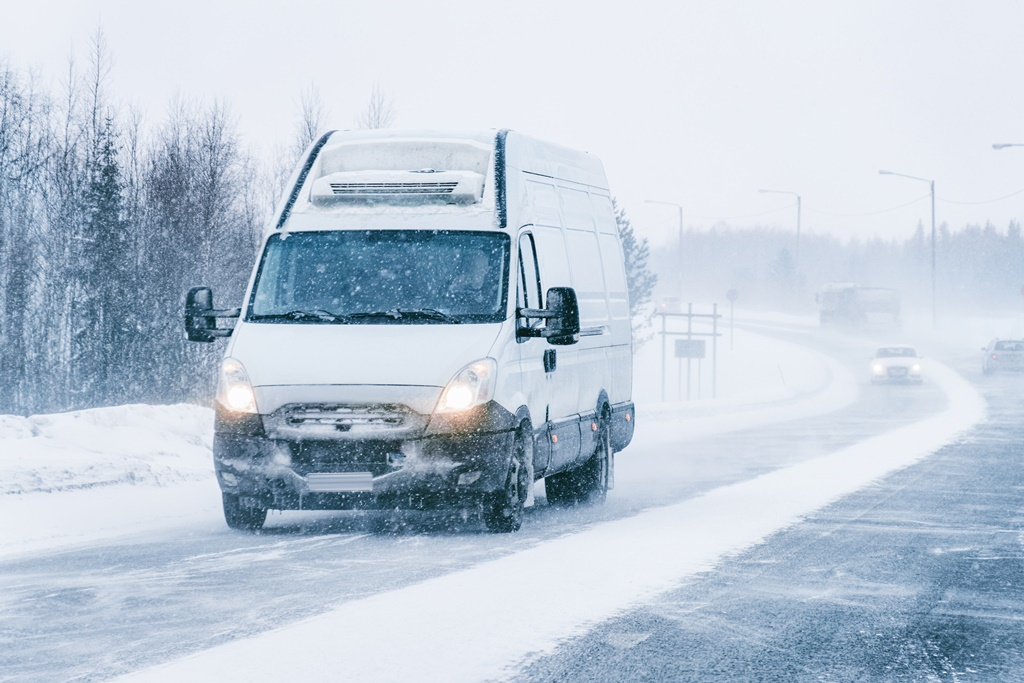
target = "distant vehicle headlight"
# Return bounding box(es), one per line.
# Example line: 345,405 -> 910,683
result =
436,358 -> 497,413
872,363 -> 885,374
217,358 -> 258,414
912,363 -> 922,373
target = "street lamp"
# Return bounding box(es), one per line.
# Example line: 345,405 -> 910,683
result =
645,199 -> 684,295
879,169 -> 936,328
758,189 -> 801,273
992,143 -> 1024,150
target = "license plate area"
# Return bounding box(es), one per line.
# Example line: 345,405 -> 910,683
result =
306,472 -> 374,492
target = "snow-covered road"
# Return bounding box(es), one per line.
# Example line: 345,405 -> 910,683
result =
0,323 -> 986,682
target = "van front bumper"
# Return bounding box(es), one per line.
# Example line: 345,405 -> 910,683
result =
212,402 -> 517,511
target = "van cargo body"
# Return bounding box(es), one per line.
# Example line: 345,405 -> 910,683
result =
185,129 -> 635,532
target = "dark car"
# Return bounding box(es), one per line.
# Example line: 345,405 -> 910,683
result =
981,339 -> 1024,374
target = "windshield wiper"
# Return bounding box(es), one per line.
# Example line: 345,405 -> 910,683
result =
347,308 -> 461,323
251,309 -> 348,323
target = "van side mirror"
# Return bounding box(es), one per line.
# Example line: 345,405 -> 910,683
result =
544,287 -> 580,345
516,286 -> 580,345
185,287 -> 239,342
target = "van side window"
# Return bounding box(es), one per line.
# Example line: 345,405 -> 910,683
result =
518,233 -> 542,309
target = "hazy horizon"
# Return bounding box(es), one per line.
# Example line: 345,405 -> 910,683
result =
4,1 -> 1024,247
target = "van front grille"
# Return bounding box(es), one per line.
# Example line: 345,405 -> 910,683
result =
263,402 -> 428,440
282,403 -> 408,429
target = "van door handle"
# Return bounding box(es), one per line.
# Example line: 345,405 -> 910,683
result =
544,349 -> 557,373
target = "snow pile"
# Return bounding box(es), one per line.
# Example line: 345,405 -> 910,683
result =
0,404 -> 214,495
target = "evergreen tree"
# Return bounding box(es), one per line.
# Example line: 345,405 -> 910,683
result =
613,198 -> 657,344
87,115 -> 131,400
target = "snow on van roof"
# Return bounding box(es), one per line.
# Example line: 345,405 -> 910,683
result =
318,129 -> 606,187
317,130 -> 496,176
323,129 -> 499,145
275,129 -> 608,231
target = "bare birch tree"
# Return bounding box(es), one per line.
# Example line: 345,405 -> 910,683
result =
356,83 -> 394,129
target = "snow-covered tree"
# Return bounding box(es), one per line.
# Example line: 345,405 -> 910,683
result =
613,199 -> 657,345
356,83 -> 394,129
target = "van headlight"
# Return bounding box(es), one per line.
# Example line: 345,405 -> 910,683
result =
436,359 -> 497,413
912,363 -> 921,373
217,358 -> 258,414
872,363 -> 885,374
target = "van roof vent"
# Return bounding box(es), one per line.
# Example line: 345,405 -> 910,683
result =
310,170 -> 484,206
329,181 -> 459,196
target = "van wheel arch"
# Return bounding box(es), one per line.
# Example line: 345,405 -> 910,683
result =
483,420 -> 533,532
595,390 -> 611,421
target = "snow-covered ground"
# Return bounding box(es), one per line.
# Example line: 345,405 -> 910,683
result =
114,330 -> 985,682
0,406 -> 222,558
0,322 -> 838,559
0,313 -> 992,681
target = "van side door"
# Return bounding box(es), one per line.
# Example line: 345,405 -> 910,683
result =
516,231 -> 552,475
528,226 -> 583,474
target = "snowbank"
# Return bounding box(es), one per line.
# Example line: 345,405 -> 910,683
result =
0,404 -> 222,558
0,404 -> 214,495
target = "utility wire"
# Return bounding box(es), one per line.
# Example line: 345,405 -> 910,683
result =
805,194 -> 930,217
643,186 -> 1024,226
937,186 -> 1024,206
686,204 -> 797,222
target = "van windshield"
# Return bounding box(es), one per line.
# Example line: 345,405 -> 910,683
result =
248,230 -> 510,324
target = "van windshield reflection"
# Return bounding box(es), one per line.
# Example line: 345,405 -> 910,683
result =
248,230 -> 510,324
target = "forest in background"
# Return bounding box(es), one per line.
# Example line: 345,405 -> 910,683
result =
2,36 -> 1022,415
649,220 -> 1024,316
0,37 -> 269,415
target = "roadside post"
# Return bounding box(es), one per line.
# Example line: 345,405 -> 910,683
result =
687,303 -> 693,400
675,339 -> 706,399
658,304 -> 721,402
712,302 -> 719,398
726,289 -> 738,351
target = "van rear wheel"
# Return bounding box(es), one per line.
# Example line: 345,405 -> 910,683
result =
545,419 -> 612,506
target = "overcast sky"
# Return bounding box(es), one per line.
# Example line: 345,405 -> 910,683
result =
4,0 -> 1024,245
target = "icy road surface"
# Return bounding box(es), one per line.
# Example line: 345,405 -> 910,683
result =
515,355 -> 1024,682
0,321 -> 1000,682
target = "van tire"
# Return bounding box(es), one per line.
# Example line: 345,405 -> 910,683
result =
545,418 -> 611,506
483,430 -> 529,533
223,493 -> 267,531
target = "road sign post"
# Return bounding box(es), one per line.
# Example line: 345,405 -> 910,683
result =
657,305 -> 721,402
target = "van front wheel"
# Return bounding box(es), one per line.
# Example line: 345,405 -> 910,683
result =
483,431 -> 529,533
222,493 -> 267,531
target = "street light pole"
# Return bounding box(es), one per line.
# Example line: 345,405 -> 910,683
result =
758,189 -> 801,274
879,169 -> 937,328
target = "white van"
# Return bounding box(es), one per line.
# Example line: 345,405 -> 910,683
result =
185,129 -> 635,532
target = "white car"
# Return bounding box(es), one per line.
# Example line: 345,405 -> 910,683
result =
870,345 -> 922,384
